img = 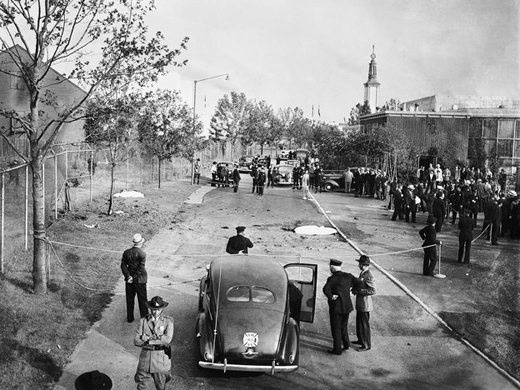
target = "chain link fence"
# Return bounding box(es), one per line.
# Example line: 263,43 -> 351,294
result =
0,140 -> 272,273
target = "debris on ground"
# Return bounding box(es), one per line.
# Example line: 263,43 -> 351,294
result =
113,190 -> 144,198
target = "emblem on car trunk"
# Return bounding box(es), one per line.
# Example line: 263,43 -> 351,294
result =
243,332 -> 259,347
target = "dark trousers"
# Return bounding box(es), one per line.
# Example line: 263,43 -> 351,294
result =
194,173 -> 200,184
125,282 -> 148,322
434,215 -> 444,232
356,311 -> 371,349
458,238 -> 471,263
258,184 -> 264,195
252,179 -> 257,193
329,312 -> 350,354
234,182 -> 239,192
423,247 -> 437,276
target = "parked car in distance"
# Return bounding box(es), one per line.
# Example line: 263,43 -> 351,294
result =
279,149 -> 292,159
273,164 -> 294,185
216,161 -> 235,186
322,167 -> 368,192
238,155 -> 255,173
196,256 -> 317,374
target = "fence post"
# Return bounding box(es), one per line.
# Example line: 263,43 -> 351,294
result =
54,153 -> 58,221
25,165 -> 28,251
1,172 -> 4,274
90,150 -> 93,204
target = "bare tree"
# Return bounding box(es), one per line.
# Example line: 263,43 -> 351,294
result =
0,0 -> 188,294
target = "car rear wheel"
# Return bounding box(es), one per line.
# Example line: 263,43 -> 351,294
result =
324,183 -> 334,192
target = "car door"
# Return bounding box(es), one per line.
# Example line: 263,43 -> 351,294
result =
283,263 -> 318,323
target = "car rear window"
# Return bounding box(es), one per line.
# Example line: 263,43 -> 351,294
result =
226,286 -> 275,304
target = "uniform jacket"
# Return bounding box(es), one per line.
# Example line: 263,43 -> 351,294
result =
232,168 -> 241,183
353,269 -> 376,312
419,225 -> 440,247
323,271 -> 355,314
432,197 -> 446,218
134,314 -> 174,373
121,247 -> 148,284
458,215 -> 474,241
226,234 -> 254,254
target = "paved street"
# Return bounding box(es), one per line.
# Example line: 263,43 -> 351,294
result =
55,178 -> 519,390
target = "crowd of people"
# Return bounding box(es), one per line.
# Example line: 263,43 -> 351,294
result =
343,163 -> 520,241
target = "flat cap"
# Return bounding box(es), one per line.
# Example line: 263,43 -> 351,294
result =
329,259 -> 342,266
236,226 -> 246,232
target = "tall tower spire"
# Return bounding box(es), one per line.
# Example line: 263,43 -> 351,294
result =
363,45 -> 380,111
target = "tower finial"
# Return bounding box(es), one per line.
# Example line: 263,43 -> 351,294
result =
371,45 -> 376,60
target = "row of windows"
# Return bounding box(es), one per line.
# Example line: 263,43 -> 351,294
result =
470,119 -> 520,139
468,138 -> 520,159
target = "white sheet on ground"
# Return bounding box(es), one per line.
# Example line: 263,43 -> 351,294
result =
294,226 -> 336,235
113,190 -> 144,198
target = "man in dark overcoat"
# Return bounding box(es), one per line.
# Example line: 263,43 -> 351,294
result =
458,208 -> 474,263
226,226 -> 254,254
419,215 -> 442,276
121,234 -> 148,323
432,191 -> 446,232
322,259 -> 356,355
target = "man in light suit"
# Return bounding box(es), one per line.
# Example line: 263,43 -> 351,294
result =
323,259 -> 356,355
352,255 -> 376,352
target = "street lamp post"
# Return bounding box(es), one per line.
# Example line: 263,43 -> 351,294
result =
191,73 -> 229,184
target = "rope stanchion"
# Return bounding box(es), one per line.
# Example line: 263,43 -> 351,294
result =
434,243 -> 446,279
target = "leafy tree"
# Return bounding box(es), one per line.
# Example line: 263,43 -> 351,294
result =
380,98 -> 401,112
242,100 -> 278,154
309,122 -> 352,169
137,89 -> 201,188
209,91 -> 248,145
84,93 -> 143,215
347,101 -> 371,126
0,0 -> 187,294
279,107 -> 309,149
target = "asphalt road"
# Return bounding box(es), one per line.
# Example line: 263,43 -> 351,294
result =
55,177 -> 519,390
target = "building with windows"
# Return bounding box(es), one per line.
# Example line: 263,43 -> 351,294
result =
360,94 -> 520,176
0,45 -> 86,162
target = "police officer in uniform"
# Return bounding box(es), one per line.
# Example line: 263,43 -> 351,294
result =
226,226 -> 254,254
134,296 -> 174,390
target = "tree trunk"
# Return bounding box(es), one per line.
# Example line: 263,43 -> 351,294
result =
108,163 -> 116,215
31,151 -> 47,294
158,159 -> 161,189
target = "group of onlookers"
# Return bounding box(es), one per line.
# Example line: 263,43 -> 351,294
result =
385,165 -> 520,241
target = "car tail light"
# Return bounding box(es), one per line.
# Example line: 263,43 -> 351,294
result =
288,354 -> 295,364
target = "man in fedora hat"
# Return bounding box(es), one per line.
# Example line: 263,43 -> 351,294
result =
226,226 -> 254,254
322,259 -> 356,355
134,296 -> 174,390
121,234 -> 148,323
351,255 -> 376,352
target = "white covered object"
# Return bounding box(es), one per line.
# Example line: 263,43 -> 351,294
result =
294,226 -> 336,235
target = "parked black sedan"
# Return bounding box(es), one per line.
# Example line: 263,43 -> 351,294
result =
196,256 -> 318,374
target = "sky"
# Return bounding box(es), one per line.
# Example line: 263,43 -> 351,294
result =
150,0 -> 519,128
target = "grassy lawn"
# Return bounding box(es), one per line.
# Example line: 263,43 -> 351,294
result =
0,180 -> 195,389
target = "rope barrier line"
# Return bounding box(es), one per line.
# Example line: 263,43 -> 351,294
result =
472,224 -> 490,243
46,238 -> 201,293
310,193 -> 520,389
